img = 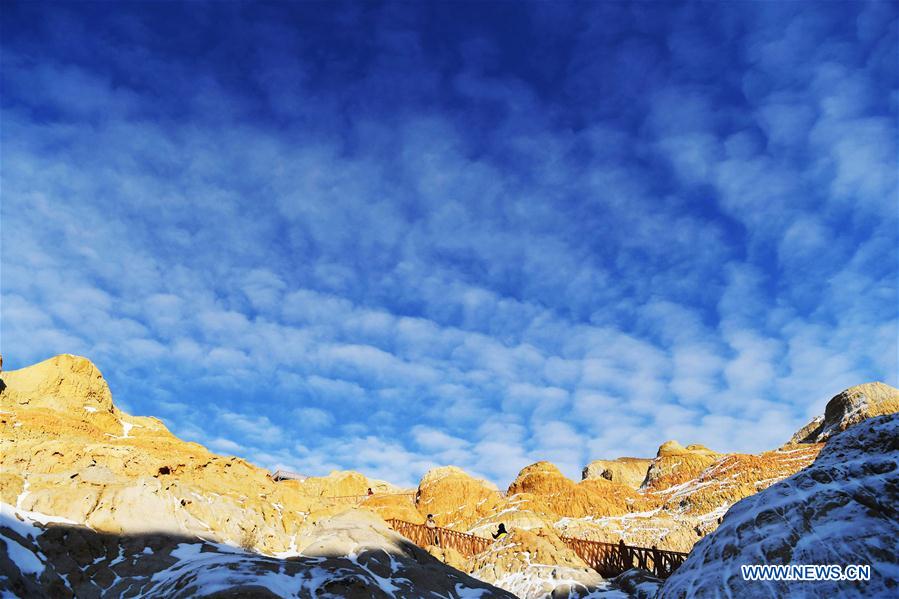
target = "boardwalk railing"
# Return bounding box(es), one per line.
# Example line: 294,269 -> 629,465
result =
385,519 -> 688,579
295,492 -> 416,505
558,537 -> 688,578
387,519 -> 493,557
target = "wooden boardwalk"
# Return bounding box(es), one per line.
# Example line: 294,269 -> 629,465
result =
386,519 -> 688,579
388,518 -> 493,558
557,535 -> 687,578
295,492 -> 416,504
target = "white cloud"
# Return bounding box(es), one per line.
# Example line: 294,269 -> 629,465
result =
294,407 -> 334,429
217,410 -> 286,446
1,3 -> 894,490
209,437 -> 243,454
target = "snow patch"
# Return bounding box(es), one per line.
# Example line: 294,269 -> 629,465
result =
3,536 -> 45,576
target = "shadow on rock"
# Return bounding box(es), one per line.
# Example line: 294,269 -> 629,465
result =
0,515 -> 515,598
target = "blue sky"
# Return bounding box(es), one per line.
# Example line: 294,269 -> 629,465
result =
2,1 -> 897,487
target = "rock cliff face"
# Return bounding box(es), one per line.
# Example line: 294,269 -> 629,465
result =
789,382 -> 899,444
2,355 -> 318,555
1,353 -> 115,414
299,471 -> 401,497
415,466 -> 503,529
0,355 -> 513,598
582,458 -> 653,489
659,413 -> 899,598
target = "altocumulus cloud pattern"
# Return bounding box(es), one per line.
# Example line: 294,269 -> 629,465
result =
1,1 -> 896,486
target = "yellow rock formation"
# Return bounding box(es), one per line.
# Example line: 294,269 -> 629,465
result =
789,382 -> 899,444
582,457 -> 653,489
553,441 -> 823,552
641,440 -> 721,492
361,492 -> 424,523
415,466 -> 503,529
300,470 -> 401,497
0,355 -> 404,556
506,462 -> 640,520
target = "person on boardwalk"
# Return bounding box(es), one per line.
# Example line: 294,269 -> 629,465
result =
492,523 -> 508,540
425,514 -> 439,546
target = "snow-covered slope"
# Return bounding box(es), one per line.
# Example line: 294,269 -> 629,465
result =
658,413 -> 899,598
0,502 -> 514,598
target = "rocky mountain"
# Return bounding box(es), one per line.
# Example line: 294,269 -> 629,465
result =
3,354 -> 897,598
2,354 -> 341,555
659,413 -> 899,598
425,439 -> 821,556
0,355 -> 512,598
406,384 -> 897,597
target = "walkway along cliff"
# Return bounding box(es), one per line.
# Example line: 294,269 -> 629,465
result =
386,518 -> 689,579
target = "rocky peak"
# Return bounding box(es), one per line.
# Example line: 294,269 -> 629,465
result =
643,441 -> 721,491
1,354 -> 115,414
582,457 -> 652,489
789,381 -> 899,444
5,353 -> 895,598
655,440 -> 716,457
508,461 -> 573,496
415,466 -> 501,529
502,462 -> 639,525
418,465 -> 490,488
300,470 -> 401,497
656,440 -> 686,456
